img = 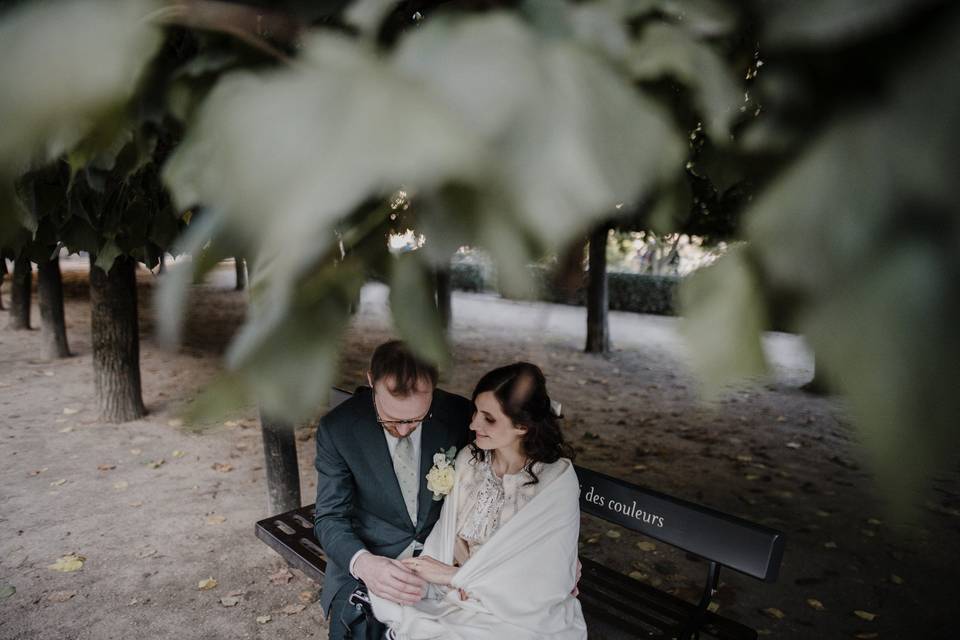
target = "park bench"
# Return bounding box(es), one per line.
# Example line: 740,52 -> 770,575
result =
256,388 -> 785,639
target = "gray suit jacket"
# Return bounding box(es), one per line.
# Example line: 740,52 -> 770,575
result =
313,387 -> 473,613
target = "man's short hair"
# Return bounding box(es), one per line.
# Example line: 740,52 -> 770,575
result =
369,340 -> 438,396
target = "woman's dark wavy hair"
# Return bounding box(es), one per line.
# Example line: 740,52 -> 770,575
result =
470,362 -> 574,485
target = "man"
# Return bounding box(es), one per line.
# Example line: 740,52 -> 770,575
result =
314,340 -> 474,639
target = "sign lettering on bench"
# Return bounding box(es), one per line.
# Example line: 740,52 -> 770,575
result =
582,484 -> 665,528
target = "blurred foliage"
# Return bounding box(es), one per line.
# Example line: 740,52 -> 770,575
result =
1,0 -> 957,504
157,1 -> 697,420
681,0 -> 960,508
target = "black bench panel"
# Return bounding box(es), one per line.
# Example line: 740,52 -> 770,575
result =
579,558 -> 757,639
575,466 -> 784,582
255,505 -> 326,584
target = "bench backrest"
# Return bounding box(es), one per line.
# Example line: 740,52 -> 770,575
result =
325,387 -> 784,582
576,465 -> 784,582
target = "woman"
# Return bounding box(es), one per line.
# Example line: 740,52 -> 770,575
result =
371,362 -> 587,639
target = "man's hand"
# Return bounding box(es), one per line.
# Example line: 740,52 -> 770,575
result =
401,555 -> 459,587
354,553 -> 426,605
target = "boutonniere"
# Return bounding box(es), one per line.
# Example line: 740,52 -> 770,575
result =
426,446 -> 457,501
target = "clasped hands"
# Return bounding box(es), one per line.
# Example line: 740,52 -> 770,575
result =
354,553 -> 464,604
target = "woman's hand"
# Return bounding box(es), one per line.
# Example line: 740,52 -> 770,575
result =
401,555 -> 458,587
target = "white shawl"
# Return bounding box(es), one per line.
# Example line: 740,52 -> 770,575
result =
371,454 -> 587,639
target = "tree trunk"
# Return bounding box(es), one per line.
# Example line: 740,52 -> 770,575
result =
234,257 -> 247,291
260,410 -> 301,513
802,353 -> 830,395
38,255 -> 70,359
435,266 -> 452,330
0,258 -> 6,310
89,255 -> 145,422
8,256 -> 32,329
585,225 -> 610,354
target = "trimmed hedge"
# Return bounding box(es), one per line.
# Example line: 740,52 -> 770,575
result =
449,262 -> 679,316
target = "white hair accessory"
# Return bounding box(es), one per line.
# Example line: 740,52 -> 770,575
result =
550,399 -> 562,418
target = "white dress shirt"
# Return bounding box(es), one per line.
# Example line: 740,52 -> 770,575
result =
349,425 -> 423,578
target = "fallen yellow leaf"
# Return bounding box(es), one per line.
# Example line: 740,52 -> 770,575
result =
148,459 -> 165,469
212,462 -> 233,473
220,596 -> 239,607
172,450 -> 186,458
268,567 -> 294,585
63,407 -> 79,415
762,607 -> 785,620
605,530 -> 621,539
198,577 -> 218,591
637,541 -> 656,552
206,515 -> 227,525
168,419 -> 184,428
256,615 -> 272,624
113,481 -> 128,491
853,610 -> 877,621
50,479 -> 67,487
49,554 -> 85,572
890,574 -> 904,585
806,598 -> 824,610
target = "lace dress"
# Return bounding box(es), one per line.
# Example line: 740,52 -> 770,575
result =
452,453 -> 554,566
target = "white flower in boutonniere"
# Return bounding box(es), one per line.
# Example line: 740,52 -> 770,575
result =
426,446 -> 457,501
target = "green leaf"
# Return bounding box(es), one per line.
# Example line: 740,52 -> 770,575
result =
394,13 -> 684,248
0,584 -> 15,601
763,0 -> 934,49
59,217 -> 100,255
95,239 -> 123,271
183,372 -> 253,428
802,242 -> 958,511
154,212 -> 228,348
660,0 -> 738,38
0,0 -> 162,172
389,252 -> 449,369
628,23 -> 741,140
678,247 -> 767,398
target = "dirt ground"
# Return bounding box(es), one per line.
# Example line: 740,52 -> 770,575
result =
1,259 -> 958,640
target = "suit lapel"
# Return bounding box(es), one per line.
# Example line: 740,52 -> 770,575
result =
417,414 -> 448,527
355,390 -> 410,529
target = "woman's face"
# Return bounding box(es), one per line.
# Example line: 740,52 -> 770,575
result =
470,391 -> 526,453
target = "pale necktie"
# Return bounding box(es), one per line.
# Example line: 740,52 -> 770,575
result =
392,434 -> 419,528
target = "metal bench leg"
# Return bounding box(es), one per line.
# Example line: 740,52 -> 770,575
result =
677,561 -> 721,640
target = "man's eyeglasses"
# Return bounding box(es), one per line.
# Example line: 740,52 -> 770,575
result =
372,389 -> 432,429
